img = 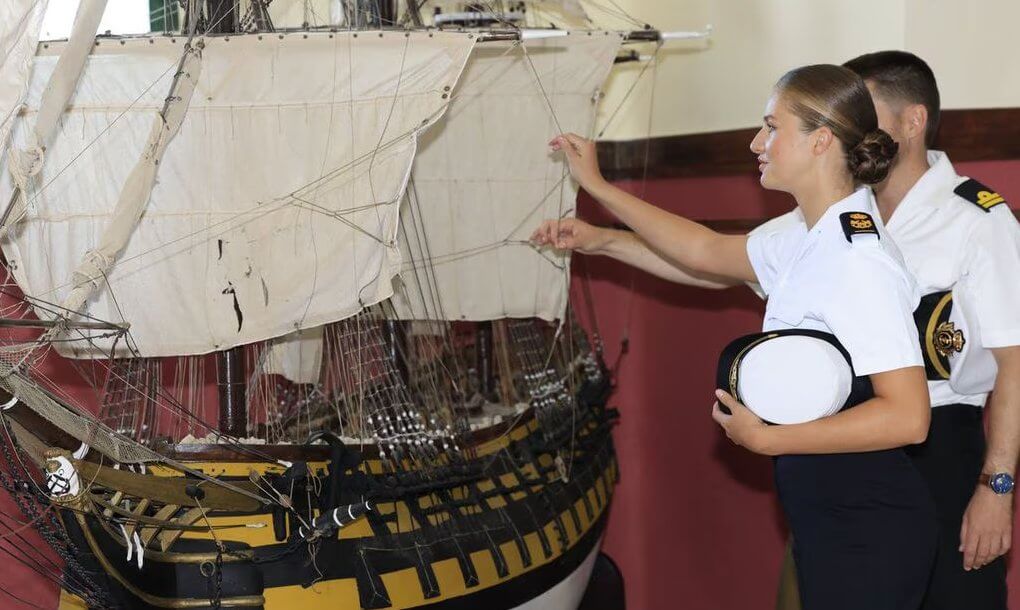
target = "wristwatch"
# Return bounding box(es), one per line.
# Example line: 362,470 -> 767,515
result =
979,472 -> 1015,495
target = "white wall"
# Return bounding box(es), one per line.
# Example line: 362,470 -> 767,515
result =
905,0 -> 1020,111
593,0 -> 1020,140
593,0 -> 907,140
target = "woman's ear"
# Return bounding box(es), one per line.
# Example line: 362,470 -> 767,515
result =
812,126 -> 835,156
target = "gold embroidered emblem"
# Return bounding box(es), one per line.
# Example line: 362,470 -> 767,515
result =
933,321 -> 965,358
976,190 -> 1005,209
954,178 -> 1005,212
840,212 -> 879,242
848,212 -> 873,230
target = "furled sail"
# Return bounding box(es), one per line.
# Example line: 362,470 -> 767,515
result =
0,0 -> 48,152
7,0 -> 108,206
0,31 -> 476,358
391,33 -> 622,322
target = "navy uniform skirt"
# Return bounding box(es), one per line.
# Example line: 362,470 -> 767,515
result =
775,449 -> 937,610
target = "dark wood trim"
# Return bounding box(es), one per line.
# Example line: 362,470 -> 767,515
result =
696,211 -> 1020,235
599,127 -> 758,180
599,108 -> 1020,180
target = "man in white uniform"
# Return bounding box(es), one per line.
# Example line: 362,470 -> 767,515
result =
542,51 -> 1020,609
841,50 -> 1020,610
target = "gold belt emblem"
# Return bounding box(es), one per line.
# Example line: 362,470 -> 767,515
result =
934,321 -> 965,358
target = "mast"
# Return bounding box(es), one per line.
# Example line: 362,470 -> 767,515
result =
204,0 -> 247,438
475,321 -> 497,402
349,0 -> 398,27
217,346 -> 247,437
205,0 -> 238,33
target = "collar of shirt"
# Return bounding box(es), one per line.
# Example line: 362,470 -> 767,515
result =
803,186 -> 877,241
885,150 -> 957,231
778,187 -> 878,278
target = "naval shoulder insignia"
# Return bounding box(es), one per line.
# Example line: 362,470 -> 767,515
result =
954,178 -> 1006,212
839,212 -> 879,242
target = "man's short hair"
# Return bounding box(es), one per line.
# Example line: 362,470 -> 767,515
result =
844,51 -> 940,147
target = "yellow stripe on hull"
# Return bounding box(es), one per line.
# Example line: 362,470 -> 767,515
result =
259,463 -> 614,608
59,459 -> 616,609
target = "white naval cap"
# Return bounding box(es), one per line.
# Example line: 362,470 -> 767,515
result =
716,330 -> 874,425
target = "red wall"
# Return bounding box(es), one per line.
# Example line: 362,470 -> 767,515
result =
595,159 -> 1020,610
3,160 -> 1020,609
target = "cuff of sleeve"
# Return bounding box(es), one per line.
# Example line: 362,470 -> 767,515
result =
981,327 -> 1020,348
745,234 -> 771,296
852,352 -> 924,377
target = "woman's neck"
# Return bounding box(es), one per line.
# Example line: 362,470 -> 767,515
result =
795,174 -> 856,229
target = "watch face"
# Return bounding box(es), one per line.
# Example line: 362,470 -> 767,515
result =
990,473 -> 1015,495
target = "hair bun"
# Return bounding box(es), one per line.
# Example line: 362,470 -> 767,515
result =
848,129 -> 898,184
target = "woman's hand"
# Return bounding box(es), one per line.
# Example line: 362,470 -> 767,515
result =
712,389 -> 774,455
550,133 -> 605,191
530,217 -> 611,254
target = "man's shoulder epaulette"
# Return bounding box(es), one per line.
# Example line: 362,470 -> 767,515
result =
954,178 -> 1007,213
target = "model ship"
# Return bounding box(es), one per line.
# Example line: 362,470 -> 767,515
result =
0,1 -> 703,607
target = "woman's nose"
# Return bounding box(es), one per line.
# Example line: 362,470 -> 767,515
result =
749,128 -> 765,154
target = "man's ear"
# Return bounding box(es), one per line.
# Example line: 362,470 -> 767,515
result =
903,103 -> 928,142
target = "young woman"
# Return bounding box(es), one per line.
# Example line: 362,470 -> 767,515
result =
534,65 -> 937,609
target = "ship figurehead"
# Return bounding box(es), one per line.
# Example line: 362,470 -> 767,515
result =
44,447 -> 85,504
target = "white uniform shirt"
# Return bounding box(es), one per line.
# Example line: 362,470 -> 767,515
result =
752,152 -> 1020,407
746,187 -> 923,377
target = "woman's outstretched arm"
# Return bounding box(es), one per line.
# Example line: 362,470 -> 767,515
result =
552,132 -> 757,283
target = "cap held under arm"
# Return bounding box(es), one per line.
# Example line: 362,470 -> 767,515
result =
716,329 -> 875,425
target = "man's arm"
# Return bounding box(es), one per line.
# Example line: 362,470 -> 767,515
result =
599,228 -> 737,289
961,346 -> 1020,570
531,218 -> 738,289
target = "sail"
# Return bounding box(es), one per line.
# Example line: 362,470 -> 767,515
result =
264,326 -> 324,384
0,0 -> 48,152
0,31 -> 476,358
391,33 -> 621,321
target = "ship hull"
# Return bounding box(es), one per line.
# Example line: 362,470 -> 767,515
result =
56,463 -> 614,609
45,402 -> 618,610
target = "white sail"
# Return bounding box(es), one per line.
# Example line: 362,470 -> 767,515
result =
54,36 -> 202,325
0,31 -> 476,358
391,33 -> 621,322
0,0 -> 48,153
264,326 -> 324,384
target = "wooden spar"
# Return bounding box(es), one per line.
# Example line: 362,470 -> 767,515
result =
0,318 -> 128,331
